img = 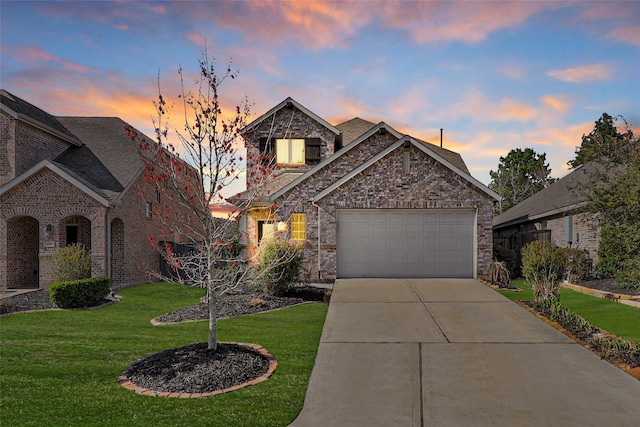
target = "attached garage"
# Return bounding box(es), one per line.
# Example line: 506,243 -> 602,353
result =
337,209 -> 475,278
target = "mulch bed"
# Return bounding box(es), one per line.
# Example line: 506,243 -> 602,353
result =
574,278 -> 639,296
1,284 -> 329,397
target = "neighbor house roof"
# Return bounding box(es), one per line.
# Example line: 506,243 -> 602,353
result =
493,162 -> 598,229
0,89 -> 82,146
56,117 -> 144,196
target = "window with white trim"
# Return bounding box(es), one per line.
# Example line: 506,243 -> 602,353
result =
291,213 -> 306,240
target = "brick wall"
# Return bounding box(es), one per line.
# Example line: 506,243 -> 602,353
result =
0,112 -> 72,187
0,167 -> 108,288
545,212 -> 600,264
244,106 -> 337,188
247,138 -> 494,279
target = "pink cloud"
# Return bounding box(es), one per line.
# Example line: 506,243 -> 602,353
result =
547,64 -> 611,83
16,45 -> 90,73
380,1 -> 555,44
115,24 -> 129,31
186,33 -> 207,48
607,25 -> 640,46
541,95 -> 572,114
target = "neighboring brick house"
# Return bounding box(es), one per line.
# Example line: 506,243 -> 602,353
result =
493,162 -> 601,270
241,97 -> 499,279
0,90 -> 175,289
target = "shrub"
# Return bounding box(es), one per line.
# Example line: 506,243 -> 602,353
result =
258,239 -> 303,296
493,244 -> 518,278
521,241 -> 567,302
562,248 -> 593,282
49,277 -> 112,308
50,243 -> 91,282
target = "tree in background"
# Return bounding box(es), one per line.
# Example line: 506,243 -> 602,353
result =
127,54 -> 298,352
489,148 -> 556,215
568,113 -> 634,169
572,114 -> 639,289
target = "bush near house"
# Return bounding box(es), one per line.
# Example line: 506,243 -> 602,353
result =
493,244 -> 518,278
49,277 -> 112,308
561,248 -> 592,282
258,239 -> 304,296
50,243 -> 92,282
521,241 -> 567,303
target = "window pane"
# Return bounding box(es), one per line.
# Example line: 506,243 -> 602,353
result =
290,139 -> 305,164
291,213 -> 305,240
276,139 -> 290,164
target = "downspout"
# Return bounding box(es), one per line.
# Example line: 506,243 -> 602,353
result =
106,208 -> 111,279
311,201 -> 321,280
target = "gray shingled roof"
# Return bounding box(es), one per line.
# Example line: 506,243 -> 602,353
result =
493,162 -> 599,228
56,117 -> 144,199
0,89 -> 81,145
335,117 -> 377,146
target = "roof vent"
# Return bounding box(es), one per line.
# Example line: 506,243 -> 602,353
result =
378,127 -> 387,135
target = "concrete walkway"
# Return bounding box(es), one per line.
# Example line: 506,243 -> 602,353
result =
290,278 -> 640,426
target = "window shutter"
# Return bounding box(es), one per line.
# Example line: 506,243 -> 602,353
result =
259,137 -> 275,164
305,138 -> 322,164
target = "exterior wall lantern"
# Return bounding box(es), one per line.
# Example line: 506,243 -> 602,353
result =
45,224 -> 53,238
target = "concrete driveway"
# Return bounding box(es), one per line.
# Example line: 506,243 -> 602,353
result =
290,278 -> 640,426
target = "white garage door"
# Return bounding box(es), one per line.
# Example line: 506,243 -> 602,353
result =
337,209 -> 475,278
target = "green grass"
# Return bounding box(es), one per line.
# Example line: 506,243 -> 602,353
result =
499,279 -> 640,343
0,282 -> 328,427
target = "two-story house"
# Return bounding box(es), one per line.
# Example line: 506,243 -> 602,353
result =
0,90 -> 179,289
241,97 -> 499,280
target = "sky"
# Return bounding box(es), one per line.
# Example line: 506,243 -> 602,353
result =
2,0 -> 639,198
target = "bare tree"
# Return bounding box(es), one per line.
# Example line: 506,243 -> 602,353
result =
126,54 -> 298,352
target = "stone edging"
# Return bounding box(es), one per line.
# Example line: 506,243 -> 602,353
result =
118,342 -> 278,398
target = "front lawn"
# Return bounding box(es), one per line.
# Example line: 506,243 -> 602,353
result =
500,279 -> 640,343
0,282 -> 327,427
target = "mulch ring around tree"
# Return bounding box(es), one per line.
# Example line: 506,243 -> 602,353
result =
119,342 -> 277,398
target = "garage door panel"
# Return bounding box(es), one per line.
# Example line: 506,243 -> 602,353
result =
338,209 -> 474,278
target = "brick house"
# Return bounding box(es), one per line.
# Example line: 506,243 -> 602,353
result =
241,98 -> 499,279
493,162 -> 601,270
0,90 -> 173,289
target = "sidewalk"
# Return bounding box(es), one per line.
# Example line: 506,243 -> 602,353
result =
290,278 -> 640,426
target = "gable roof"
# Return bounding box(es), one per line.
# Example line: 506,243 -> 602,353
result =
258,121 -> 496,202
493,162 -> 598,229
243,97 -> 341,135
0,89 -> 82,146
0,159 -> 110,206
312,135 -> 499,202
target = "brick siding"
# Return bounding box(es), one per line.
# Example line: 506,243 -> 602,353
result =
246,120 -> 494,279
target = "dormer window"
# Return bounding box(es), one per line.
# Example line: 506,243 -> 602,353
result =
276,138 -> 305,165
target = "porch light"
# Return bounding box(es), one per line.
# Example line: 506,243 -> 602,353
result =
45,224 -> 53,238
277,221 -> 288,232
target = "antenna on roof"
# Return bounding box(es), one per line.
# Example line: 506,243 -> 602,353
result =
440,128 -> 443,148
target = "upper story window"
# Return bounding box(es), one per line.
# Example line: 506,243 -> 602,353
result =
259,137 -> 322,166
276,138 -> 305,165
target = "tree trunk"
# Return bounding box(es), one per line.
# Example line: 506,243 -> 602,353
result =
207,285 -> 218,351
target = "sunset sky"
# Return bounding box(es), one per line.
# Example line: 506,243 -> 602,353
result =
2,1 -> 639,197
